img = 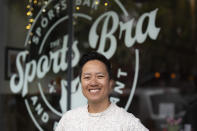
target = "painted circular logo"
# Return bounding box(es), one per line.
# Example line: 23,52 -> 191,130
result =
10,0 -> 160,130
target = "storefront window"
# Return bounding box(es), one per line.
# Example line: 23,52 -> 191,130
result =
0,0 -> 196,131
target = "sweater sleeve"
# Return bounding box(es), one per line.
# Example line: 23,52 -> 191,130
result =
126,114 -> 149,131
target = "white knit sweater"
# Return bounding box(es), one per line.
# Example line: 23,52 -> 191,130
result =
55,103 -> 149,131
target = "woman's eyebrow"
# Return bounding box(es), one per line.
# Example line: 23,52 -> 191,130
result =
96,72 -> 105,75
82,72 -> 105,75
82,73 -> 91,75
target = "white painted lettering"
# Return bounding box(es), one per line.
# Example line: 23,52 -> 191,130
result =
136,8 -> 160,43
41,17 -> 48,28
41,112 -> 49,123
119,19 -> 136,48
117,68 -> 127,78
50,50 -> 62,74
59,36 -> 68,71
114,81 -> 125,94
37,55 -> 50,78
35,104 -> 43,115
75,0 -> 82,5
89,11 -> 119,59
61,0 -> 67,10
48,9 -> 55,20
31,96 -> 38,106
22,60 -> 36,97
32,35 -> 39,45
49,83 -> 56,94
50,39 -> 60,48
36,27 -> 42,37
83,0 -> 90,6
91,0 -> 98,10
89,9 -> 160,53
72,40 -> 80,67
10,35 -> 80,97
31,96 -> 49,123
10,51 -> 27,94
54,3 -> 60,14
110,97 -> 120,104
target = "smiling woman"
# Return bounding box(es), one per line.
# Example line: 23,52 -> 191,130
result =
55,51 -> 149,131
81,59 -> 112,112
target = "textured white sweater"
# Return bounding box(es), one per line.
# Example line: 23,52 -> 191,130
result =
55,103 -> 149,131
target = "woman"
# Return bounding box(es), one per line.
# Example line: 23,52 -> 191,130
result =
56,51 -> 149,131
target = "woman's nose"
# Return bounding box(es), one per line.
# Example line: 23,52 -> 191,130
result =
90,77 -> 98,86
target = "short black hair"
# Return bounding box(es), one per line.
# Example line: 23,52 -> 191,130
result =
79,51 -> 112,80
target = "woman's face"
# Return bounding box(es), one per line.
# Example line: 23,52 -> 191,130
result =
81,60 -> 113,104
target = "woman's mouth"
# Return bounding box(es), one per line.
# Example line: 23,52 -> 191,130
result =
89,88 -> 101,93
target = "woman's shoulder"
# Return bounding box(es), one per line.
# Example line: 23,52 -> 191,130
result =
63,105 -> 87,118
58,105 -> 87,122
55,105 -> 87,131
112,103 -> 136,119
113,104 -> 149,130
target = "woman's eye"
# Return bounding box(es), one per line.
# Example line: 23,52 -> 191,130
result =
97,75 -> 104,79
83,76 -> 90,80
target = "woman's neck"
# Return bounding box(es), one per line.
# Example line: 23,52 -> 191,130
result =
88,100 -> 111,113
